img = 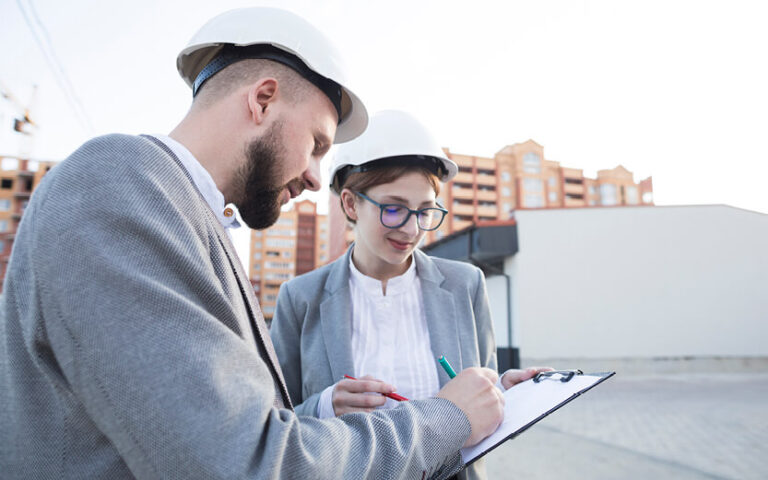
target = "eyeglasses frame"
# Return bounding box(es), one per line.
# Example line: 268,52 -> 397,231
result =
352,191 -> 448,231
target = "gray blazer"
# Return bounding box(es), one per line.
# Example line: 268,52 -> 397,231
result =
0,134 -> 470,479
271,246 -> 498,480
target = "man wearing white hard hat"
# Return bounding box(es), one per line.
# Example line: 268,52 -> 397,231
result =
0,8 -> 504,480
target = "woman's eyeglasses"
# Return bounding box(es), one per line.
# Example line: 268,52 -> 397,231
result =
353,191 -> 448,231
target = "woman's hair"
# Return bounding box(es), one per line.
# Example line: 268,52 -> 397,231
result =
340,165 -> 441,224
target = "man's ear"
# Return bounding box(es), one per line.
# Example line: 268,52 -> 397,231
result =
247,78 -> 279,125
340,189 -> 358,221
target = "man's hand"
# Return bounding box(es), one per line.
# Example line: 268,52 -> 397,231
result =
332,375 -> 396,416
436,367 -> 504,447
500,366 -> 555,390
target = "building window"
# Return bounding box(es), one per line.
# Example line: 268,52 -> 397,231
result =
264,272 -> 293,281
600,184 -> 617,206
252,231 -> 262,238
523,178 -> 543,192
0,240 -> 4,253
524,194 -> 544,208
265,261 -> 294,270
548,192 -> 557,202
253,252 -> 261,260
548,177 -> 557,187
1,179 -> 13,189
1,158 -> 19,171
588,186 -> 596,195
642,192 -> 653,203
501,187 -> 512,197
253,264 -> 261,270
501,171 -> 511,182
0,199 -> 10,211
282,251 -> 292,258
266,238 -> 295,248
522,153 -> 541,174
625,186 -> 639,205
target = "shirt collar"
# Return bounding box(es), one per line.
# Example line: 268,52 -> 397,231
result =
348,254 -> 418,298
153,134 -> 241,230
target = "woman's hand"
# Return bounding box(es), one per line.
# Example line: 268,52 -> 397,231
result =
332,375 -> 397,416
500,366 -> 555,390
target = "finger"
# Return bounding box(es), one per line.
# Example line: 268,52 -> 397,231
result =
336,391 -> 388,409
476,367 -> 499,384
343,379 -> 396,394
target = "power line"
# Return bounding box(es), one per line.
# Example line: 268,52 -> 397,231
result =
15,0 -> 95,134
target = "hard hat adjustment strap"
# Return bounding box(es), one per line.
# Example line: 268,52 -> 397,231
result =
192,44 -> 344,123
334,155 -> 449,191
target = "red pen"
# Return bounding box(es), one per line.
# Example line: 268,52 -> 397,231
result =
343,375 -> 409,401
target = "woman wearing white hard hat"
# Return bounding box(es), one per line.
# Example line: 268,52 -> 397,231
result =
271,110 -> 550,480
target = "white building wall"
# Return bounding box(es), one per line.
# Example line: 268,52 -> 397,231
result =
503,205 -> 768,359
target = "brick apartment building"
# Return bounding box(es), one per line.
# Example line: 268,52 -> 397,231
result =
328,139 -> 653,259
248,199 -> 329,321
0,156 -> 56,292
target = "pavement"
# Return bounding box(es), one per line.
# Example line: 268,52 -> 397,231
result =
482,372 -> 768,479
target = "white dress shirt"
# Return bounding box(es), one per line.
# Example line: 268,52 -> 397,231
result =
317,255 -> 441,418
153,134 -> 241,236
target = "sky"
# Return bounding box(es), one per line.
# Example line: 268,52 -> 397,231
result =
2,0 -> 767,264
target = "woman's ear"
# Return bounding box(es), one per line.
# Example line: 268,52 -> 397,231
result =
340,189 -> 358,221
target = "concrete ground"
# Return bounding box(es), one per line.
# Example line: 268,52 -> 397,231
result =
481,371 -> 768,479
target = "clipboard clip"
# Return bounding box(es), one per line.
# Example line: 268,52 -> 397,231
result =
533,369 -> 584,383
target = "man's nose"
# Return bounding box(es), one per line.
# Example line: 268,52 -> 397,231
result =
302,159 -> 321,192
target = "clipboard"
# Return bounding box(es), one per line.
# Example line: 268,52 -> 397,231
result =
460,370 -> 616,465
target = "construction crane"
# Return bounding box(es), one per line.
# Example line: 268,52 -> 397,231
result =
0,80 -> 38,157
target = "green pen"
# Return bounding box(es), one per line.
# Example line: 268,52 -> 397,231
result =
438,355 -> 457,379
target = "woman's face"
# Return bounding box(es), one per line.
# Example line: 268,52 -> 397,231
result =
350,171 -> 438,270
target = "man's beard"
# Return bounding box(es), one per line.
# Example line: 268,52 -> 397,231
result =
231,122 -> 303,229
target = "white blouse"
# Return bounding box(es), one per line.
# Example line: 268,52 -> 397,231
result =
317,256 -> 440,417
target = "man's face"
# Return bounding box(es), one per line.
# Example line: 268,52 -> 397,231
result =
231,87 -> 337,229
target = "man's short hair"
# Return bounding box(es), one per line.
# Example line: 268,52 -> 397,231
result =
193,59 -> 310,108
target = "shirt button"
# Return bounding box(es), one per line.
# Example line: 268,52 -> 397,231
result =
223,207 -> 234,217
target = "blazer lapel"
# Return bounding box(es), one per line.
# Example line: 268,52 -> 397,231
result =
141,135 -> 292,409
414,250 -> 463,388
214,226 -> 293,409
319,247 -> 356,382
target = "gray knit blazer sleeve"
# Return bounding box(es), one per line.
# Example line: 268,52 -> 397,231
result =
2,134 -> 471,479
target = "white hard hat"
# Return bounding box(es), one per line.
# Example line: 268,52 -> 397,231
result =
329,110 -> 458,194
177,7 -> 367,143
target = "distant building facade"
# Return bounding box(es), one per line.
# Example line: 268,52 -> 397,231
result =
248,199 -> 329,321
0,156 -> 56,292
329,139 -> 654,260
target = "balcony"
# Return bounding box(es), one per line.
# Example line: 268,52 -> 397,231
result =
476,174 -> 496,186
476,190 -> 497,202
452,203 -> 474,216
564,197 -> 586,207
477,205 -> 498,218
14,191 -> 31,199
454,172 -> 473,184
563,183 -> 585,195
452,187 -> 474,200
